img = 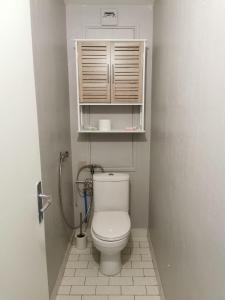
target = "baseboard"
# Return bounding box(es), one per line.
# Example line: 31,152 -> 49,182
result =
74,227 -> 148,240
147,229 -> 166,300
50,232 -> 74,300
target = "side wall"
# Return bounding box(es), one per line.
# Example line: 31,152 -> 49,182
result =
66,4 -> 153,228
30,0 -> 74,295
150,1 -> 225,300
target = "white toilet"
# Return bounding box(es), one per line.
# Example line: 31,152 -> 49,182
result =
91,172 -> 131,276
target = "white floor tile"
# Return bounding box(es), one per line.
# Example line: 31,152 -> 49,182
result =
122,261 -> 132,269
127,241 -> 140,248
98,270 -> 121,277
109,276 -> 133,286
132,261 -> 153,269
82,296 -> 107,300
79,254 -> 99,261
75,269 -> 98,277
122,255 -> 142,262
146,286 -> 160,295
141,254 -> 152,261
66,261 -> 88,269
64,269 -> 75,277
132,248 -> 151,255
85,276 -> 109,285
61,276 -> 85,286
88,261 -> 99,269
70,285 -> 95,295
70,247 -> 91,255
68,255 -> 79,261
58,231 -> 163,299
135,297 -> 161,300
143,269 -> 156,277
133,277 -> 158,286
139,242 -> 149,248
96,286 -> 121,295
56,296 -> 81,300
120,269 -> 144,277
130,237 -> 148,242
122,286 -> 146,296
109,296 -> 134,300
57,286 -> 71,295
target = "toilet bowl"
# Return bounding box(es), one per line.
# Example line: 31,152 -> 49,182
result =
91,173 -> 131,275
91,211 -> 130,275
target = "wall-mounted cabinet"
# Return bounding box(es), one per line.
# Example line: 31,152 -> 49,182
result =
75,39 -> 146,133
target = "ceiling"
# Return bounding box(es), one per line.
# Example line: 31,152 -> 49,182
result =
64,0 -> 154,5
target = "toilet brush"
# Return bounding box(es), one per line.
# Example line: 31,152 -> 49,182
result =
76,212 -> 87,250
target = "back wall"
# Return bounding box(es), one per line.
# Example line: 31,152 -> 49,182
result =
65,3 -> 153,228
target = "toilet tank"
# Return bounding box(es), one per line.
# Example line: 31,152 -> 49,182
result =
93,173 -> 129,212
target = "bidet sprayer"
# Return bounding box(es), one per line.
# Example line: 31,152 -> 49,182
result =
60,151 -> 69,162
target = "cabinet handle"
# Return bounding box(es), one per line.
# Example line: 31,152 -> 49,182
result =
107,64 -> 110,83
112,64 -> 115,84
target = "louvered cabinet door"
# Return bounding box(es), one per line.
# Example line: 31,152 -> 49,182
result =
111,41 -> 144,103
77,41 -> 111,103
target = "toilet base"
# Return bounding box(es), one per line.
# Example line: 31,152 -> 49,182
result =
100,253 -> 121,276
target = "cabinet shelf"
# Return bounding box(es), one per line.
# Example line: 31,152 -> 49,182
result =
79,102 -> 143,106
78,129 -> 146,133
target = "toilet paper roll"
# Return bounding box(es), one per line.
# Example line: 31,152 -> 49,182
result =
98,119 -> 111,131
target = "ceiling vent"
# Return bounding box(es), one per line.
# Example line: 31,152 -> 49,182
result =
101,9 -> 118,26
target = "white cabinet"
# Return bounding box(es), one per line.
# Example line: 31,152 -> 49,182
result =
75,39 -> 146,133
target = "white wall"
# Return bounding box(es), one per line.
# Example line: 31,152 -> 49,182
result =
150,1 -> 225,299
30,0 -> 73,295
66,3 -> 153,227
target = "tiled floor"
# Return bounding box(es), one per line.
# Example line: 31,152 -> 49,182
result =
56,233 -> 162,300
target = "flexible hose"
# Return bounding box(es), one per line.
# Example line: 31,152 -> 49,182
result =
76,164 -> 104,198
58,152 -> 93,230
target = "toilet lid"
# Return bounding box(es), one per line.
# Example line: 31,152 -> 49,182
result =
92,211 -> 131,242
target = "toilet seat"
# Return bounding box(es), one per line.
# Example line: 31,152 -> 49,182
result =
92,211 -> 131,242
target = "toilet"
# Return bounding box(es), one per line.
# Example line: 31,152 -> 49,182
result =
91,172 -> 131,276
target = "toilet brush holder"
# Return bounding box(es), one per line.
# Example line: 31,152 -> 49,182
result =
76,212 -> 87,250
76,233 -> 87,250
